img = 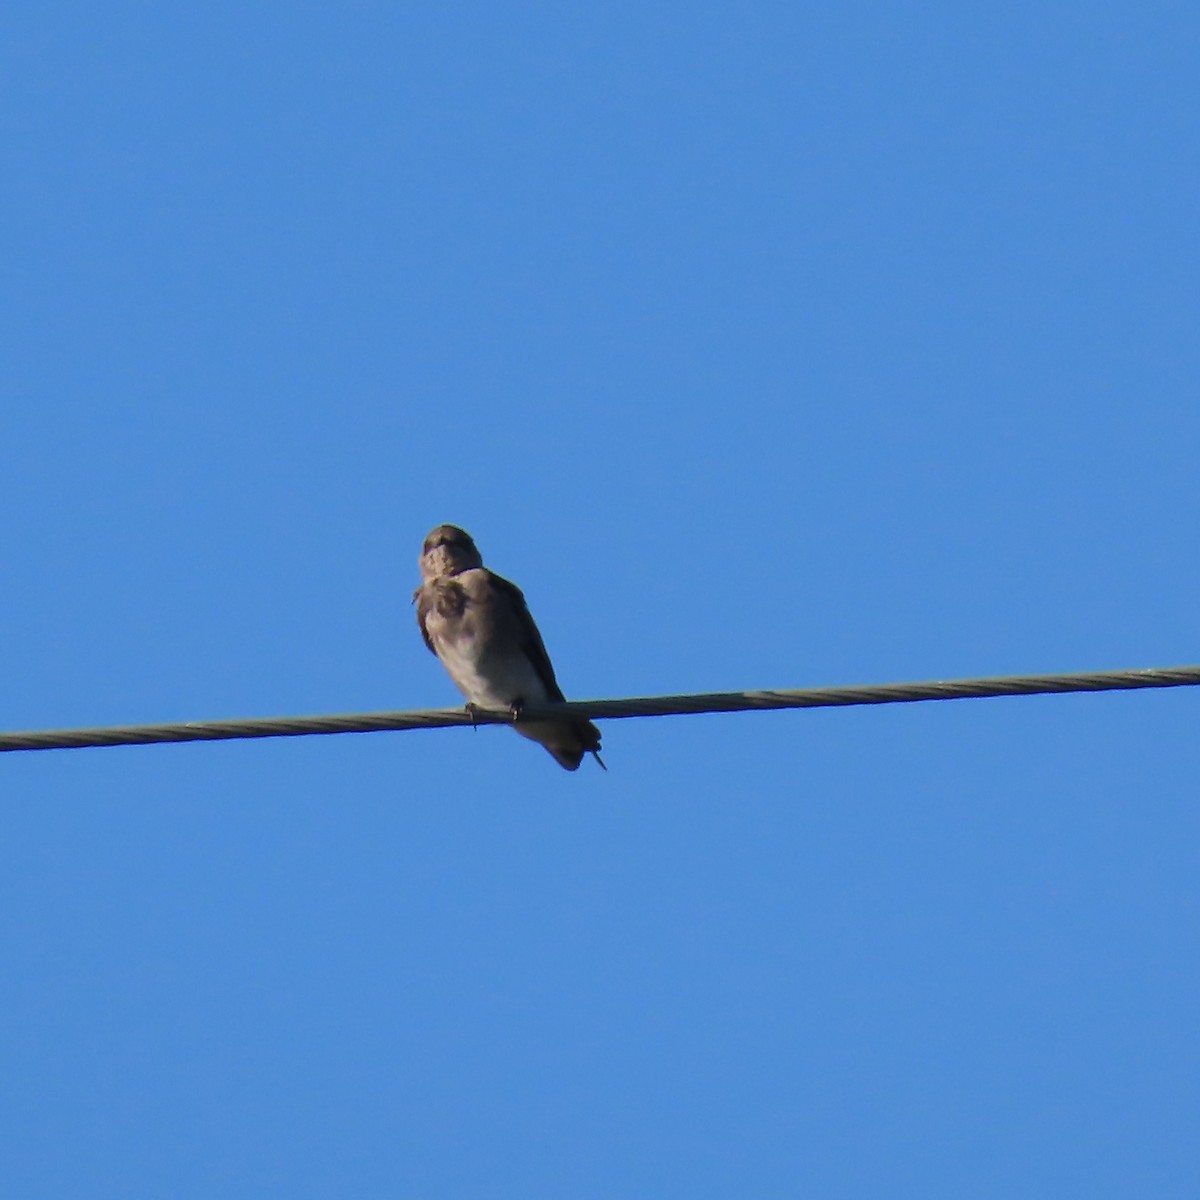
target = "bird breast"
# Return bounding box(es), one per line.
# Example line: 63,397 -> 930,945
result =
425,575 -> 549,709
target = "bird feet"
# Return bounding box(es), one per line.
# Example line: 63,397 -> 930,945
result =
465,700 -> 524,727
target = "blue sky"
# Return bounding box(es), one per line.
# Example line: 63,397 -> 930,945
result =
2,2 -> 1198,1195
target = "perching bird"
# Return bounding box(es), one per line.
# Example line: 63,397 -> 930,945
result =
414,524 -> 604,771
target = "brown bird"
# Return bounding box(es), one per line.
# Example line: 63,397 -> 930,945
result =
414,524 -> 604,771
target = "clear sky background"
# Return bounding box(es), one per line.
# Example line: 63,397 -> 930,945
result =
2,3 -> 1198,1196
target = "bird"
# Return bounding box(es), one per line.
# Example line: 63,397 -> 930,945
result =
414,524 -> 605,771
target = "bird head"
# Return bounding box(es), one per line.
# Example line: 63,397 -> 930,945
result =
420,524 -> 484,580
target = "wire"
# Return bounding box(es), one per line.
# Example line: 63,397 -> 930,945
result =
2,664 -> 1198,755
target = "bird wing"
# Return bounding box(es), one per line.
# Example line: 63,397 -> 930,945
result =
413,586 -> 437,655
486,572 -> 567,703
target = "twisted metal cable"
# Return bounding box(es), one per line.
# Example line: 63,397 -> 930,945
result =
2,665 -> 1199,755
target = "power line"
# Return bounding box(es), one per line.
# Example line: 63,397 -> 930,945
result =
2,664 -> 1198,755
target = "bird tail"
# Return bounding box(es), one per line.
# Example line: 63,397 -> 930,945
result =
517,717 -> 604,772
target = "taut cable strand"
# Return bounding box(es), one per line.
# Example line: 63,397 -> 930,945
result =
2,664 -> 1199,754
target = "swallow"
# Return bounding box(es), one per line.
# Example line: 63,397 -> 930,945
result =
414,524 -> 605,771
